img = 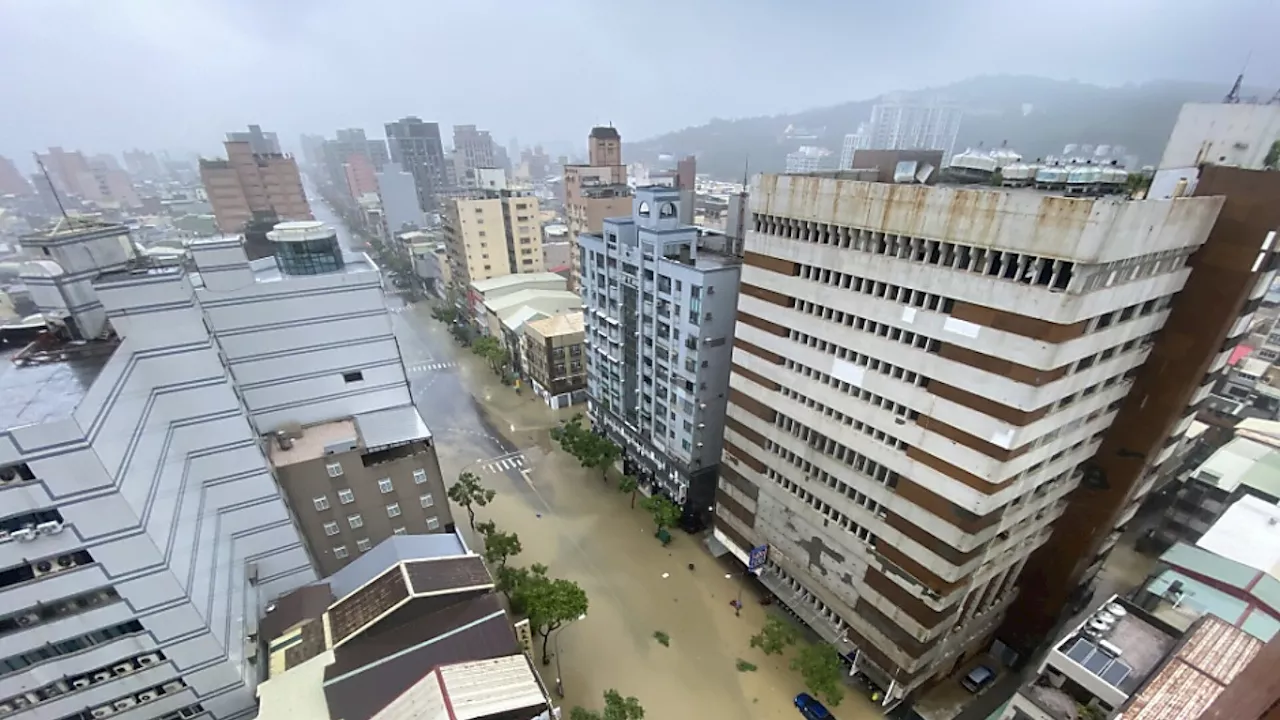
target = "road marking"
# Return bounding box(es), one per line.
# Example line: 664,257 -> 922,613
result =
407,362 -> 457,373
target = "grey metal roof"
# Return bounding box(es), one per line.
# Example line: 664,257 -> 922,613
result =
325,533 -> 468,599
354,404 -> 431,449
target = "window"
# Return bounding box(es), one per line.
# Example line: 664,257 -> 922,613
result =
312,496 -> 330,511
387,503 -> 402,518
338,488 -> 355,504
420,493 -> 435,508
393,527 -> 407,536
413,468 -> 428,484
347,514 -> 363,529
426,517 -> 440,530
342,371 -> 364,383
378,478 -> 394,494
334,545 -> 349,559
326,462 -> 343,477
357,538 -> 372,552
323,522 -> 340,536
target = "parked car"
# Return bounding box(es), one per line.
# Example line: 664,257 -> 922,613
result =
960,665 -> 996,693
794,692 -> 831,719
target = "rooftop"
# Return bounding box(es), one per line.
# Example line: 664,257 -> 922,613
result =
1054,597 -> 1180,695
371,655 -> 551,720
267,406 -> 431,467
1115,615 -> 1263,720
526,311 -> 584,339
483,288 -> 580,315
1196,495 -> 1280,578
1185,436 -> 1280,497
1142,564 -> 1279,642
0,337 -> 116,430
469,272 -> 567,294
326,533 -> 469,600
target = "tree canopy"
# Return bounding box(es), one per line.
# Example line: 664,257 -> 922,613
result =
569,689 -> 645,720
639,495 -> 681,533
551,414 -> 620,481
476,521 -> 522,569
515,569 -> 589,665
749,616 -> 798,656
791,643 -> 845,707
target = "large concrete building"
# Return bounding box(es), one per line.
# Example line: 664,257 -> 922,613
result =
0,215 -> 433,720
375,162 -> 422,235
200,141 -> 311,234
716,170 -> 1224,702
443,189 -> 544,286
0,155 -> 31,197
225,124 -> 281,154
385,118 -> 449,214
564,127 -> 629,291
580,187 -> 741,521
451,125 -> 497,187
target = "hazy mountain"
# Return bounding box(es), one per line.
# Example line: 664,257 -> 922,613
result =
627,75 -> 1258,180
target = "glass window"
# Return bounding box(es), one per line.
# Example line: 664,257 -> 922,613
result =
326,462 -> 343,477
338,489 -> 355,504
420,493 -> 434,508
378,478 -> 394,494
393,527 -> 407,536
413,468 -> 428,484
312,496 -> 329,511
426,517 -> 440,530
387,503 -> 402,518
323,522 -> 340,536
275,236 -> 345,276
357,538 -> 372,552
348,514 -> 363,529
334,545 -> 349,559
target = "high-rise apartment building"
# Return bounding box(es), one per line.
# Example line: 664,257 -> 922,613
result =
716,170 -> 1223,703
580,187 -> 741,519
840,124 -> 872,170
122,150 -> 164,183
385,117 -> 449,214
564,127 -> 629,291
868,98 -> 963,158
452,125 -> 497,186
1003,103 -> 1280,654
785,146 -> 834,174
200,140 -> 311,234
0,155 -> 32,196
226,124 -> 281,154
443,189 -> 544,286
342,153 -> 378,202
376,162 -> 423,235
0,216 -> 441,720
36,146 -> 93,198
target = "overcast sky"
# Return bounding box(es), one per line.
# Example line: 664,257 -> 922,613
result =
2,0 -> 1279,166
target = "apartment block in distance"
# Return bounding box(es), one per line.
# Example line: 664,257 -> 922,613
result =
564,127 -> 629,291
523,312 -> 587,409
443,188 -> 543,286
200,137 -> 311,234
718,167 -> 1223,703
580,187 -> 741,520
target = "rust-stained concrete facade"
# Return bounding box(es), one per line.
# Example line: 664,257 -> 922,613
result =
718,173 -> 1225,702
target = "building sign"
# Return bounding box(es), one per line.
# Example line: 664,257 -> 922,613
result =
513,618 -> 533,657
748,544 -> 769,572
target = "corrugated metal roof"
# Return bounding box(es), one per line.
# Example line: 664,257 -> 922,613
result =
1196,496 -> 1280,580
1116,615 -> 1263,720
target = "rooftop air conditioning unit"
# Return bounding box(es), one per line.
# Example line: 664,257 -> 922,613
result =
137,692 -> 158,703
91,707 -> 115,719
11,528 -> 36,542
36,521 -> 64,535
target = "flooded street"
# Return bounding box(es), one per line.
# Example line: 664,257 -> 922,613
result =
392,299 -> 886,719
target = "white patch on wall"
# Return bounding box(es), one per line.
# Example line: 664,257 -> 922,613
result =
831,359 -> 865,388
989,428 -> 1016,449
942,317 -> 982,339
901,307 -> 917,324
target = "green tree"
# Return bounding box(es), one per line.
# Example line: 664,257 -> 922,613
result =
551,414 -> 621,482
476,521 -> 522,569
750,616 -> 798,656
447,471 -> 495,530
639,495 -> 681,534
618,475 -> 640,509
495,562 -> 547,610
569,689 -> 645,720
791,643 -> 845,707
1265,140 -> 1280,170
515,571 -> 589,665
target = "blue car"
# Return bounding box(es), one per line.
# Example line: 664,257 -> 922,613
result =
794,693 -> 831,719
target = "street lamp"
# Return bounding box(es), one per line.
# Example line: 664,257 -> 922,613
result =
552,613 -> 587,698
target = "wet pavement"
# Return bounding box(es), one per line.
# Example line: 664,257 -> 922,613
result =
382,294 -> 888,719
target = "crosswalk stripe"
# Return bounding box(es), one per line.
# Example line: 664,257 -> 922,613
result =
513,457 -> 524,467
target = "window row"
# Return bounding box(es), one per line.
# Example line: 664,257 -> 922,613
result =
796,299 -> 942,354
763,423 -> 898,489
787,330 -> 929,388
776,381 -> 908,452
798,264 -> 955,313
769,468 -> 879,547
758,214 -> 1075,290
781,361 -> 915,420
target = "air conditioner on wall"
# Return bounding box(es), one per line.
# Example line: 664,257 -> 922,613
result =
163,682 -> 185,694
138,692 -> 158,703
137,654 -> 161,666
36,521 -> 64,535
113,663 -> 136,676
72,678 -> 91,689
91,707 -> 115,718
114,698 -> 137,710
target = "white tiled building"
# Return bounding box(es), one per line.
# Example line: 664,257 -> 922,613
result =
0,218 -> 418,720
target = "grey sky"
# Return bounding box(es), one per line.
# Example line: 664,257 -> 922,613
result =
2,0 -> 1278,165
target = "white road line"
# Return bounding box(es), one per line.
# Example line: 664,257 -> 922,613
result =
513,457 -> 524,467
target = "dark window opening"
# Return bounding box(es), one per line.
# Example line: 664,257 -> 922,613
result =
342,371 -> 364,383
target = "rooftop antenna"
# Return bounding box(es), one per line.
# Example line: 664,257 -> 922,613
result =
1269,87 -> 1280,105
1224,73 -> 1244,103
33,153 -> 69,220
741,156 -> 750,190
